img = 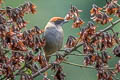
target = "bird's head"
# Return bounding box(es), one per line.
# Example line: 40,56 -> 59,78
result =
49,17 -> 68,26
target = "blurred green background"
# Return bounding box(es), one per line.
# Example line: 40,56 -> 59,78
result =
3,0 -> 120,80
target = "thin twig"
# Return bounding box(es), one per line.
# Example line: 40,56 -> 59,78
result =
63,61 -> 115,70
58,50 -> 67,52
69,53 -> 87,56
32,64 -> 52,78
75,49 -> 83,54
110,22 -> 115,33
2,48 -> 29,53
63,61 -> 95,69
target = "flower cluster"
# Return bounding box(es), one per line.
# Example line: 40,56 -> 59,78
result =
65,5 -> 84,28
65,36 -> 77,48
90,4 -> 113,24
97,69 -> 113,80
115,60 -> 120,72
84,51 -> 111,67
78,21 -> 96,43
113,44 -> 120,57
104,0 -> 120,17
6,2 -> 36,30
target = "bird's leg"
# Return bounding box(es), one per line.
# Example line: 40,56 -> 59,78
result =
40,47 -> 48,62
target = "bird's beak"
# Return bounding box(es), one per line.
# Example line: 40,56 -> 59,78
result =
63,19 -> 69,24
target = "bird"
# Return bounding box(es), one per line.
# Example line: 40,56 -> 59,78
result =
43,17 -> 68,61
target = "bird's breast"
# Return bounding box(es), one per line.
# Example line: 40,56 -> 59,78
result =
43,25 -> 64,55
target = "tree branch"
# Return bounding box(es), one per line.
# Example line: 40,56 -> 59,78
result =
99,19 -> 120,33
32,64 -> 52,78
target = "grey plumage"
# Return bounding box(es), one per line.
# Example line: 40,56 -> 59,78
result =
43,22 -> 64,61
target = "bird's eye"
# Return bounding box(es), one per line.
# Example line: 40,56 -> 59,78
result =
54,20 -> 64,25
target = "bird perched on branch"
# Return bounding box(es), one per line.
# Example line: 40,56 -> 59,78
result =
43,17 -> 68,61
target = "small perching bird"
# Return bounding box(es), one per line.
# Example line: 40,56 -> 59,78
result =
43,17 -> 68,61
